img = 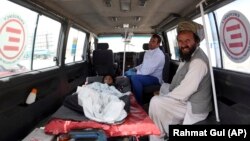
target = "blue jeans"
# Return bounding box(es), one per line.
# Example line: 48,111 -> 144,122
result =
130,75 -> 159,105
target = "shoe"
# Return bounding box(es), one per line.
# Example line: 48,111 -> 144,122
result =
164,134 -> 169,141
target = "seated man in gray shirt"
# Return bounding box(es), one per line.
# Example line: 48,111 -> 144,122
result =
149,21 -> 213,141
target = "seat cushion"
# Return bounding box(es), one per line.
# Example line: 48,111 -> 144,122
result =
143,84 -> 161,104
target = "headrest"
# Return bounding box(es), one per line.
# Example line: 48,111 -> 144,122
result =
142,43 -> 149,50
177,20 -> 204,41
97,43 -> 109,50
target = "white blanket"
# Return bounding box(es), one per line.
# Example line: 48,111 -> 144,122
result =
77,82 -> 129,124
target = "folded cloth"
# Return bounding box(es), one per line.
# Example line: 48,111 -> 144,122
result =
119,95 -> 130,113
115,76 -> 131,93
63,93 -> 83,114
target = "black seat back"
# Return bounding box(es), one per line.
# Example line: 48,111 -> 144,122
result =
142,53 -> 170,104
93,43 -> 114,75
137,43 -> 148,65
162,53 -> 170,83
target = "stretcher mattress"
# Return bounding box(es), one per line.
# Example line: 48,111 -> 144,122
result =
44,94 -> 160,138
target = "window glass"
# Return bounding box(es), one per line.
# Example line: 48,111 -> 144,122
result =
65,27 -> 86,63
98,35 -> 151,53
89,33 -> 95,58
166,29 -> 178,60
32,15 -> 60,69
0,0 -> 61,78
0,0 -> 37,77
194,16 -> 217,67
215,0 -> 250,73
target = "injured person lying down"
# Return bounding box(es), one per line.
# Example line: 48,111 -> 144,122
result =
56,78 -> 131,124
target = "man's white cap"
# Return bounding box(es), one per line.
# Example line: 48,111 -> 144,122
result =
177,20 -> 205,41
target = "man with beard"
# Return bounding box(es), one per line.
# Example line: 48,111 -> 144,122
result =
148,21 -> 213,141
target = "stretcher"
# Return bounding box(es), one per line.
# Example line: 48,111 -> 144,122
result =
44,94 -> 160,140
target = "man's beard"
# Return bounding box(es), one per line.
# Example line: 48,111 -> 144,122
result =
179,44 -> 196,62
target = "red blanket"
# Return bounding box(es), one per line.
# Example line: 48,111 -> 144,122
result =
44,95 -> 160,138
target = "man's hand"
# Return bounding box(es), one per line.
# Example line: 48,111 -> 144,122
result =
131,67 -> 137,72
